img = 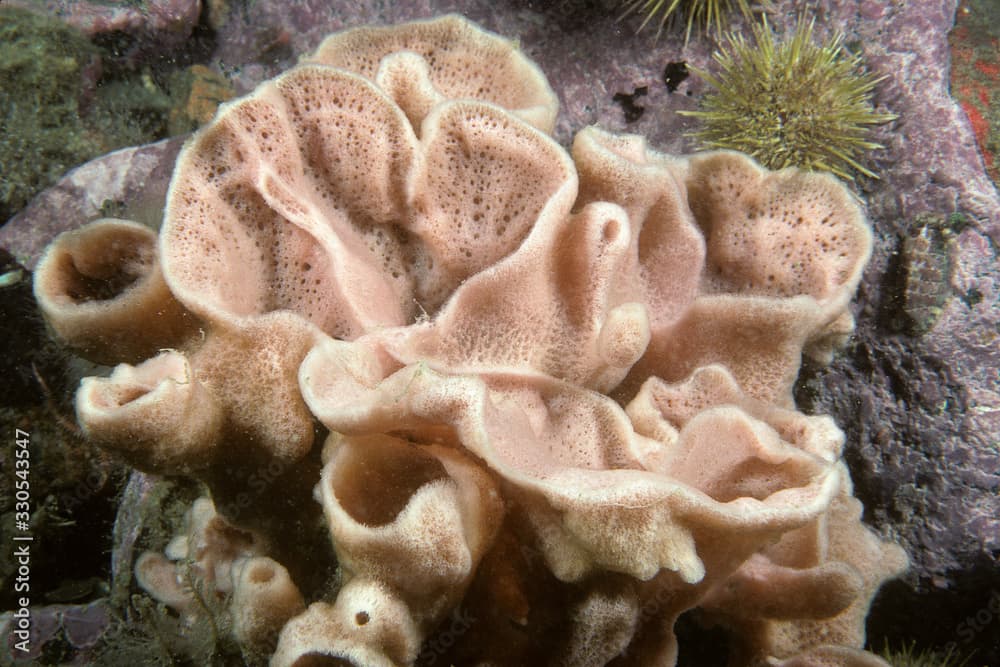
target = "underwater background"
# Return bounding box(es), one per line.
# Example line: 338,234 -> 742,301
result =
1,0 -> 998,665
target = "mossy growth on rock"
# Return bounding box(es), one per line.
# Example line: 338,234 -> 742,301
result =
680,16 -> 896,180
0,8 -> 103,222
0,7 -> 177,223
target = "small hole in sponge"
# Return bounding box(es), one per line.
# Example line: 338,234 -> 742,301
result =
603,219 -> 621,242
248,563 -> 274,584
355,611 -> 369,625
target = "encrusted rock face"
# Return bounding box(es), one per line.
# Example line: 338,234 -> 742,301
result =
31,14 -> 906,667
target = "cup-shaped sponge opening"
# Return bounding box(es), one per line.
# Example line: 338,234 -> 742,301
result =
76,351 -> 223,472
231,556 -> 306,654
34,218 -> 197,364
319,434 -> 502,601
327,434 -> 449,527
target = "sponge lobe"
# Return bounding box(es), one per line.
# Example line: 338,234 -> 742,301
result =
410,100 -> 578,310
304,14 -> 559,133
686,152 -> 872,302
162,67 -> 419,339
76,351 -> 223,471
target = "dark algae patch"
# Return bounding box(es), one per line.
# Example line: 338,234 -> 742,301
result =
612,85 -> 649,123
663,60 -> 689,92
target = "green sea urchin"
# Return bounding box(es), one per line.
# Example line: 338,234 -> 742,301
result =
619,0 -> 761,41
680,16 -> 896,180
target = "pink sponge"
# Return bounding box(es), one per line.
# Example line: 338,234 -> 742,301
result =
33,14 -> 903,667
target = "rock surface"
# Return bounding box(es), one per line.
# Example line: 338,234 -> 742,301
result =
1,137 -> 185,269
1,0 -> 997,662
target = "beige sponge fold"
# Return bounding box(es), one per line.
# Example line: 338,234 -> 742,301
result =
76,351 -> 223,471
303,14 -> 559,134
231,556 -> 306,654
